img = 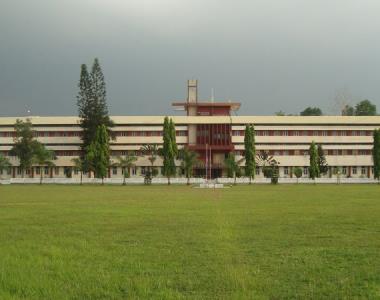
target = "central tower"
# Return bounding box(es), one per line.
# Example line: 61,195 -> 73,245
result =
172,80 -> 241,178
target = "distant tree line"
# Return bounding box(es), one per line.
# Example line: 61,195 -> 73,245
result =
276,99 -> 377,116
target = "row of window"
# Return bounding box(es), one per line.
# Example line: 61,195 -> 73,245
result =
0,131 -> 188,138
0,148 -> 373,157
235,149 -> 372,156
232,130 -> 373,137
1,129 -> 375,138
1,166 -> 372,177
281,166 -> 371,176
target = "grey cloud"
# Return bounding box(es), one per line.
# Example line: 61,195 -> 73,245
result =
0,0 -> 379,116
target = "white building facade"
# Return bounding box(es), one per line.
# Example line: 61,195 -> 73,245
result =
0,81 -> 379,180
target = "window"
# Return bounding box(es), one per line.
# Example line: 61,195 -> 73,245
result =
282,131 -> 288,136
74,168 -> 79,175
294,131 -> 299,136
36,167 -> 40,175
141,167 -> 146,175
176,131 -> 187,136
284,167 -> 289,175
112,167 -> 117,175
255,168 -> 260,175
313,131 -> 318,136
7,168 -> 11,175
322,131 -> 328,136
132,167 -> 137,175
303,167 -> 308,175
342,167 -> 347,175
341,131 -> 346,136
17,167 -> 21,175
54,167 -> 59,175
352,167 -> 357,175
44,167 -> 49,175
361,167 -> 366,175
274,131 -> 280,136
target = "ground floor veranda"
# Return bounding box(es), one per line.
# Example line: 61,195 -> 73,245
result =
0,165 -> 376,180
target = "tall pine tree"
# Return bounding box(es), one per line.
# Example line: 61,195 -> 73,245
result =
77,59 -> 113,174
244,124 -> 256,184
309,141 -> 320,181
373,129 -> 380,182
162,117 -> 177,185
86,125 -> 110,184
317,144 -> 328,176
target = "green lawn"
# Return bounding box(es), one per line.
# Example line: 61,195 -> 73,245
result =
0,185 -> 379,299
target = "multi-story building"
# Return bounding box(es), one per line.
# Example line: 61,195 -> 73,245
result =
0,80 -> 379,179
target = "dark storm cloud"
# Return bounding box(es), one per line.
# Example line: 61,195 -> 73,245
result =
1,0 -> 379,116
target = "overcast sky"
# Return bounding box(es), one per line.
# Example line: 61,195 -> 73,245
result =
0,0 -> 379,116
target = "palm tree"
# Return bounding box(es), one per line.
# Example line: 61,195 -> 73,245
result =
180,148 -> 199,185
71,157 -> 85,185
256,151 -> 280,183
0,155 -> 11,180
140,144 -> 159,177
225,152 -> 242,185
33,144 -> 55,185
114,154 -> 137,185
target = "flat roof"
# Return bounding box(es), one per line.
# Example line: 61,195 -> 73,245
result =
172,101 -> 241,111
1,115 -> 380,126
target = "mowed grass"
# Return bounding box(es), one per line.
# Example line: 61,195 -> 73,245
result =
0,185 -> 379,299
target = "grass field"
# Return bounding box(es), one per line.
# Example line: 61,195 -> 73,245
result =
0,185 -> 379,299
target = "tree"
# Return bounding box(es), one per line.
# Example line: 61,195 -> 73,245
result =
169,118 -> 178,156
317,144 -> 328,176
341,104 -> 354,116
71,157 -> 85,185
256,151 -> 279,183
180,148 -> 199,185
300,107 -> 323,116
10,119 -> 40,177
293,167 -> 302,184
355,100 -> 377,116
373,129 -> 380,183
33,144 -> 55,184
0,155 -> 11,179
140,144 -> 159,177
244,124 -> 256,184
113,154 -> 137,185
86,125 -> 110,184
162,117 -> 177,185
77,59 -> 113,174
309,141 -> 320,181
225,152 -> 242,185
